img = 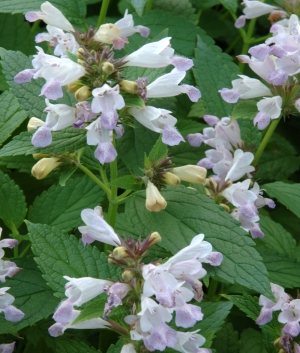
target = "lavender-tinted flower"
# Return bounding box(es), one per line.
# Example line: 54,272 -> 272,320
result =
0,228 -> 21,282
0,342 -> 15,353
0,287 -> 24,322
104,283 -> 131,319
279,299 -> 300,337
73,101 -> 97,129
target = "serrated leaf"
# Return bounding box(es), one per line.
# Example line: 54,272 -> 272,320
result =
148,136 -> 168,163
212,323 -> 239,353
153,0 -> 197,24
0,0 -> 86,25
28,176 -> 105,232
0,13 -> 36,55
109,175 -> 142,190
256,249 -> 300,288
6,257 -> 60,331
218,0 -> 238,13
0,316 -> 17,335
0,49 -> 76,117
195,301 -> 233,342
258,215 -> 297,259
240,328 -> 267,353
193,35 -> 239,116
239,119 -> 262,153
0,129 -> 86,157
55,340 -> 101,353
231,100 -> 258,122
263,182 -> 300,219
257,134 -> 300,181
107,339 -> 124,353
72,295 -> 106,324
0,170 -> 27,230
27,222 -> 121,296
0,90 -> 27,146
127,0 -> 148,16
122,92 -> 145,108
115,186 -> 273,298
0,155 -> 35,173
188,100 -> 206,118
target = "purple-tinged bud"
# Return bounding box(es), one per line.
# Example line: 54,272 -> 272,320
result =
235,15 -> 246,28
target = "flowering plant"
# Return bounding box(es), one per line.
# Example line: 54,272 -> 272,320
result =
0,0 -> 300,352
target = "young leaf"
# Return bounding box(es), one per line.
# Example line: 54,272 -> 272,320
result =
71,295 -> 106,325
0,91 -> 27,146
28,176 -> 105,232
263,182 -> 300,219
127,0 -> 148,16
27,222 -> 121,296
0,170 -> 27,230
6,257 -> 60,331
109,175 -> 142,191
148,135 -> 168,164
231,100 -> 258,122
115,186 -> 273,298
0,129 -> 86,157
122,93 -> 145,109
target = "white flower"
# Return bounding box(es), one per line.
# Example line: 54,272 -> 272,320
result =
254,96 -> 282,130
0,287 -> 24,322
25,2 -> 74,32
78,206 -> 121,246
219,75 -> 271,103
223,149 -> 255,182
279,299 -> 300,337
242,0 -> 277,19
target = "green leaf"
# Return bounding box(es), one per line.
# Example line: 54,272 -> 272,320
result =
212,323 -> 240,353
72,295 -> 106,324
27,222 -> 121,296
153,0 -> 197,24
0,0 -> 87,25
127,0 -> 148,16
0,91 -> 27,146
231,100 -> 258,122
240,328 -> 267,353
188,100 -> 206,118
0,13 -> 36,55
256,134 -> 300,181
122,92 -> 145,108
55,340 -> 101,353
148,136 -> 168,163
195,301 -> 233,346
0,170 -> 27,230
0,316 -> 17,335
258,215 -> 297,259
263,182 -> 300,219
109,175 -> 142,191
193,35 -> 239,116
28,176 -> 105,232
0,129 -> 86,157
66,50 -> 79,63
0,49 -> 76,117
218,0 -> 238,13
256,249 -> 300,288
6,257 -> 60,331
107,339 -> 124,353
239,119 -> 262,153
0,155 -> 35,173
116,186 -> 273,298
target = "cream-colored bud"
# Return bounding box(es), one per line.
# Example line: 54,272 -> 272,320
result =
75,86 -> 92,102
27,117 -> 44,131
122,269 -> 134,282
76,48 -> 86,60
172,165 -> 207,184
31,157 -> 62,180
108,255 -> 117,264
145,181 -> 167,212
119,80 -> 138,95
102,62 -> 115,75
148,232 -> 162,247
77,59 -> 84,66
162,172 -> 180,188
94,23 -> 120,43
32,153 -> 51,160
113,246 -> 130,260
66,82 -> 82,93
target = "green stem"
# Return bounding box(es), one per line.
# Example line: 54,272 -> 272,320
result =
239,18 -> 257,72
207,278 -> 219,299
249,34 -> 271,44
252,116 -> 282,166
20,243 -> 31,258
100,165 -> 110,187
78,164 -> 111,197
97,0 -> 110,28
146,0 -> 154,11
10,223 -> 19,257
30,20 -> 41,32
115,189 -> 132,204
106,154 -> 118,228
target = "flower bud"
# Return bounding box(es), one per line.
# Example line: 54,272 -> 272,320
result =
172,165 -> 207,184
108,255 -> 117,264
66,82 -> 82,93
119,80 -> 138,95
148,232 -> 162,247
75,86 -> 92,101
162,172 -> 180,188
31,157 -> 62,180
102,62 -> 115,75
76,48 -> 86,60
122,269 -> 134,282
32,153 -> 51,160
113,246 -> 130,260
145,181 -> 167,212
27,117 -> 44,131
94,23 -> 120,44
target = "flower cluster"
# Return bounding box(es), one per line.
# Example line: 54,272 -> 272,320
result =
257,283 -> 300,353
187,115 -> 275,238
221,13 -> 300,130
15,2 -> 201,167
49,207 -> 223,353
